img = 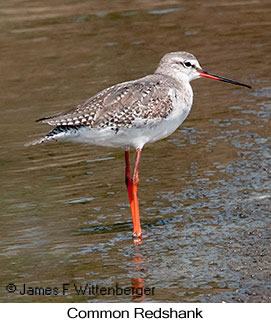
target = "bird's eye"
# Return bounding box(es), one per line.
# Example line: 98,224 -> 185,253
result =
183,61 -> 192,68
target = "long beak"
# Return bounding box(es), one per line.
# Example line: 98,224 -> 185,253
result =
198,69 -> 252,89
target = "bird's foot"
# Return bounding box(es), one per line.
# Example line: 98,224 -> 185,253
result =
132,232 -> 143,245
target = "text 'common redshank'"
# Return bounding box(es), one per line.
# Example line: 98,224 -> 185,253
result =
27,52 -> 251,242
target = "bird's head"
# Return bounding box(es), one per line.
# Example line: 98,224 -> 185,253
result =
155,51 -> 251,89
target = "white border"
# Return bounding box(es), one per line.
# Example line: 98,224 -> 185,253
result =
1,303 -> 270,322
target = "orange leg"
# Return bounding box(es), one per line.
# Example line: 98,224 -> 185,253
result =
125,151 -> 134,208
125,149 -> 142,239
132,149 -> 142,238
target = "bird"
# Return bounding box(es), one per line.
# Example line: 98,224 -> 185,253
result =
27,51 -> 251,241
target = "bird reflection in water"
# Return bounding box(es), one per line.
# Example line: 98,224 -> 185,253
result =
131,249 -> 150,302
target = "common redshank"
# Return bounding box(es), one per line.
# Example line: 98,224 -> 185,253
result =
27,52 -> 251,240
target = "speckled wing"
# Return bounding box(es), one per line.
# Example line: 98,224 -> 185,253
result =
37,76 -> 174,131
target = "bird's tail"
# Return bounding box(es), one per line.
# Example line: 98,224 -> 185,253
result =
25,126 -> 73,147
24,136 -> 54,147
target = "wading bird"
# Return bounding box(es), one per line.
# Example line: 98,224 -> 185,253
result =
27,52 -> 251,241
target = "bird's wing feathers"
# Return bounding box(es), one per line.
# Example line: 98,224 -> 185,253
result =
38,77 -> 174,130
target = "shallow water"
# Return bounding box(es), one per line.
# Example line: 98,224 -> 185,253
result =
0,0 -> 270,302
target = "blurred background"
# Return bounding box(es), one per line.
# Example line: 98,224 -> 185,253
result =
0,0 -> 270,302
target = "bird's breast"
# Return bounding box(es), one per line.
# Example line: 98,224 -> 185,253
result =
169,84 -> 193,122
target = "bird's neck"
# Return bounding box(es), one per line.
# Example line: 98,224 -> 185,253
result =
154,65 -> 190,85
